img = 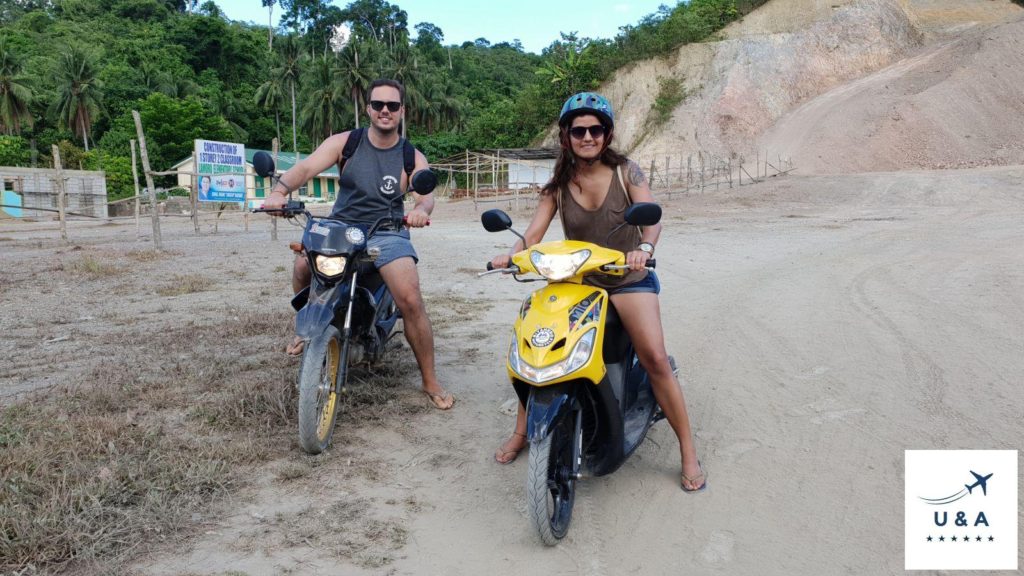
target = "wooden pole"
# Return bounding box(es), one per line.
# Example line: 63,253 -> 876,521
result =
131,139 -> 141,238
271,137 -> 279,241
51,145 -> 68,243
190,151 -> 200,233
132,110 -> 163,251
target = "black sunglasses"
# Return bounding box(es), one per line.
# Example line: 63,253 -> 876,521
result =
568,124 -> 607,140
369,100 -> 402,112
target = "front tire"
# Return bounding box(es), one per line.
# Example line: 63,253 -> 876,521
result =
526,405 -> 582,545
297,326 -> 347,454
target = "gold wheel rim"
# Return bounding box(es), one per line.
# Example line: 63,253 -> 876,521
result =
316,338 -> 340,441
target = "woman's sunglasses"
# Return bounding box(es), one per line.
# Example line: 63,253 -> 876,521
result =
568,125 -> 607,140
369,100 -> 402,112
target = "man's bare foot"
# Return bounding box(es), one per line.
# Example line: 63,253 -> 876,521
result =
423,388 -> 454,410
285,336 -> 305,356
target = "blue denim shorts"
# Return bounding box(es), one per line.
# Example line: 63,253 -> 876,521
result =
607,270 -> 661,295
368,231 -> 418,268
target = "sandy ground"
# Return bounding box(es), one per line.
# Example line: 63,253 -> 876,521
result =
2,165 -> 1022,575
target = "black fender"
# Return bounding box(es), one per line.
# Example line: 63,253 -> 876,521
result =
295,283 -> 342,339
526,382 -> 573,443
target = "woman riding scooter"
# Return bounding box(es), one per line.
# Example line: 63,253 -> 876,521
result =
491,92 -> 706,492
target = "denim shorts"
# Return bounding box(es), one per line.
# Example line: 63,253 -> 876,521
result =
368,230 -> 418,268
607,270 -> 661,295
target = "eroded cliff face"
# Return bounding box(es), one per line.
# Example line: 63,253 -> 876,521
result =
545,0 -> 1024,174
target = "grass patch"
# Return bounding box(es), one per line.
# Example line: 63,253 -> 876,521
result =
125,249 -> 180,262
0,311 -> 296,574
71,255 -> 124,279
0,303 -> 432,573
156,274 -> 215,296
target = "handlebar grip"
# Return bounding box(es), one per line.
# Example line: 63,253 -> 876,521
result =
647,259 -> 656,269
486,262 -> 494,271
401,216 -> 431,226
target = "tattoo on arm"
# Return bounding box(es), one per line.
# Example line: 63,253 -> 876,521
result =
627,161 -> 647,186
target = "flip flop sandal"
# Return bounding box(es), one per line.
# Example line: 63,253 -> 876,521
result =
681,461 -> 707,493
424,389 -> 455,410
494,432 -> 527,465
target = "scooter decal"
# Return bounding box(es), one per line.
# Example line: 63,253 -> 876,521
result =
531,327 -> 555,347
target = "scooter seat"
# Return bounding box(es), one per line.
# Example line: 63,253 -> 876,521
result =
602,303 -> 631,363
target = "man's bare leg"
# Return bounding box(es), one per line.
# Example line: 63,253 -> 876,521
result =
378,257 -> 453,409
286,254 -> 311,355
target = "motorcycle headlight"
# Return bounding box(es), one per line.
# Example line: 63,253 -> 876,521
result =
530,249 -> 591,281
509,328 -> 596,384
314,254 -> 346,277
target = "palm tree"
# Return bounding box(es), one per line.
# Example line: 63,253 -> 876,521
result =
299,55 -> 344,147
255,75 -> 286,145
50,47 -> 103,151
0,38 -> 33,135
274,35 -> 302,154
386,41 -> 419,138
336,43 -> 372,129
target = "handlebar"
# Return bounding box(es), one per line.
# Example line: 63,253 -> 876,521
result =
602,259 -> 656,270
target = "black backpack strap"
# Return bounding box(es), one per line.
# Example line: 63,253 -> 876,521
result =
338,127 -> 364,175
402,139 -> 416,179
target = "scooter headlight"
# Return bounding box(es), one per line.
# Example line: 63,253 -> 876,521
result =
530,249 -> 591,281
510,328 -> 596,384
314,254 -> 347,278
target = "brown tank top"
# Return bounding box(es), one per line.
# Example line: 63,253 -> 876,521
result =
558,165 -> 648,290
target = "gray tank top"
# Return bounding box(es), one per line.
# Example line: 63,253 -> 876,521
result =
330,129 -> 406,226
558,164 -> 647,290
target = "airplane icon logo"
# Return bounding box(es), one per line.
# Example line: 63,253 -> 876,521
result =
919,470 -> 994,505
965,471 -> 993,496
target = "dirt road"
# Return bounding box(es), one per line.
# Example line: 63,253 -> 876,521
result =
2,166 -> 1022,574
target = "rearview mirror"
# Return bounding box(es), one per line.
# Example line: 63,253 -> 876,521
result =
624,202 -> 661,227
410,169 -> 437,195
481,209 -> 513,232
253,151 -> 275,178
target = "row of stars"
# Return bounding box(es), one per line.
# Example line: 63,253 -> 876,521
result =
926,535 -> 996,542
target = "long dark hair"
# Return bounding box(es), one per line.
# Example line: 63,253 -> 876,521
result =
541,114 -> 627,197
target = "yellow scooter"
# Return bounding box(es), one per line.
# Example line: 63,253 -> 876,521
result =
480,202 -> 668,545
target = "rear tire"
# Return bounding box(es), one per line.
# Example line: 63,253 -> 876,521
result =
526,405 -> 582,545
297,326 -> 347,454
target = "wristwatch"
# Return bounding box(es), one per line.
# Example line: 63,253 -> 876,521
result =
638,242 -> 655,257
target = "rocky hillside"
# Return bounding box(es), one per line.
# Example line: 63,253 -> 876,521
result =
554,0 -> 1024,175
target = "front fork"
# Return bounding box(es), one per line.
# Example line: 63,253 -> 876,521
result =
527,383 -> 584,480
335,270 -> 358,395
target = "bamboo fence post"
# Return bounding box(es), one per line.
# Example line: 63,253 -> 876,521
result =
728,158 -> 733,188
131,139 -> 141,238
699,152 -> 705,191
191,151 -> 200,233
132,110 -> 163,250
271,137 -> 279,241
51,145 -> 68,243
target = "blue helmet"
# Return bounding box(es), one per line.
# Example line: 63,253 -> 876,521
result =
559,92 -> 614,129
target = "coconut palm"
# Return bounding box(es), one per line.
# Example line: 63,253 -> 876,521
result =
299,55 -> 345,147
0,38 -> 33,135
336,42 -> 373,128
274,35 -> 302,154
255,74 -> 286,145
50,47 -> 103,151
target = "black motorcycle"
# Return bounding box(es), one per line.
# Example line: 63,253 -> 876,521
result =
253,151 -> 436,454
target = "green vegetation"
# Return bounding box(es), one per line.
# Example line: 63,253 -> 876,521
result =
649,77 -> 689,127
0,0 -> 767,201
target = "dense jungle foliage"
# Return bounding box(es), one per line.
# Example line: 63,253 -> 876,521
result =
0,0 -> 766,199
